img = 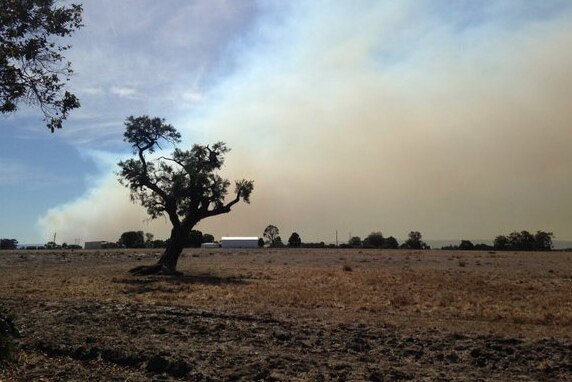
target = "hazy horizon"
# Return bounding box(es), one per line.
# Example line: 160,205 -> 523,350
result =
15,238 -> 572,252
2,1 -> 572,244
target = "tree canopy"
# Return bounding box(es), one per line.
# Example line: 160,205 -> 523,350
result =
459,240 -> 475,251
288,232 -> 302,247
185,230 -> 204,248
202,233 -> 215,244
348,236 -> 362,247
383,236 -> 399,249
1,0 -> 82,131
118,115 -> 254,274
401,231 -> 429,249
263,225 -> 280,247
363,232 -> 385,248
119,231 -> 145,248
494,230 -> 553,251
0,239 -> 18,250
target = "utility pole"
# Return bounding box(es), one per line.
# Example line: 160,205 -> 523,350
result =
335,230 -> 338,247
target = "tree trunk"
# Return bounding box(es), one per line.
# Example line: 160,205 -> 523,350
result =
130,226 -> 186,276
158,227 -> 185,273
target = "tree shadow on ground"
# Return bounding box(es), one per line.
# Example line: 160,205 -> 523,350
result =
113,273 -> 248,296
114,273 -> 248,287
165,273 -> 248,285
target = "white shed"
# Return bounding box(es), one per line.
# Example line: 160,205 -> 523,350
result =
85,241 -> 111,249
221,237 -> 259,248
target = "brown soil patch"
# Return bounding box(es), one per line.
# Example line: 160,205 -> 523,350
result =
1,248 -> 571,380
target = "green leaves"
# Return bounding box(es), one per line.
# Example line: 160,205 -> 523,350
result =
123,116 -> 181,153
117,116 -> 254,228
235,179 -> 254,204
0,0 -> 82,131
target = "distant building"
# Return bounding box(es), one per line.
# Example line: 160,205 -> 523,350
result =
84,241 -> 112,249
201,242 -> 220,248
220,237 -> 259,248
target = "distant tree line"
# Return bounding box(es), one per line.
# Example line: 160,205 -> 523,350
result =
441,230 -> 554,251
0,239 -> 82,250
114,230 -> 215,249
257,227 -> 556,252
262,225 -> 310,248
494,230 -> 554,251
261,226 -> 432,250
441,240 -> 494,251
0,239 -> 18,250
343,231 -> 429,250
0,229 -> 558,252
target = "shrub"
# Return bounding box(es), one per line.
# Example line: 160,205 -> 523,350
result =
459,240 -> 475,251
288,232 -> 302,247
401,231 -> 429,249
363,232 -> 384,248
383,236 -> 399,249
0,304 -> 18,363
348,236 -> 362,247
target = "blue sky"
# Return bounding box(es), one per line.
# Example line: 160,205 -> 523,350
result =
2,1 -> 572,244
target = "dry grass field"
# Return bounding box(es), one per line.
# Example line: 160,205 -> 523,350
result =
1,248 -> 571,380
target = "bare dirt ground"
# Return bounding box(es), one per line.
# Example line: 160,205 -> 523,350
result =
1,248 -> 571,381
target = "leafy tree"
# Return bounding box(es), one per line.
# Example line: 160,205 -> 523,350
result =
364,232 -> 384,248
0,239 -> 18,250
459,240 -> 474,251
401,231 -> 428,249
263,224 -> 280,247
1,0 -> 82,131
149,239 -> 166,248
534,231 -> 554,251
474,243 -> 493,251
494,230 -> 553,251
144,232 -> 154,247
509,231 -> 535,251
44,241 -> 58,249
119,231 -> 145,248
493,235 -> 509,250
383,236 -> 399,249
348,236 -> 362,247
202,233 -> 215,244
118,116 -> 253,275
184,230 -> 203,248
273,236 -> 285,248
288,232 -> 302,247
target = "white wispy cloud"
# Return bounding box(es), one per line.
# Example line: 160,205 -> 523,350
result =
181,90 -> 206,104
56,0 -> 259,148
110,86 -> 139,99
79,86 -> 105,96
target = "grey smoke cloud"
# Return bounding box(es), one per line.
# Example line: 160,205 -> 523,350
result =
39,2 -> 572,243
